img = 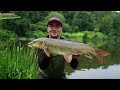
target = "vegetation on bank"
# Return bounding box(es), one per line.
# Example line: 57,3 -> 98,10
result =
0,11 -> 120,38
0,42 -> 39,79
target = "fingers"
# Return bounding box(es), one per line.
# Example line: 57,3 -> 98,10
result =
64,55 -> 72,63
78,53 -> 83,56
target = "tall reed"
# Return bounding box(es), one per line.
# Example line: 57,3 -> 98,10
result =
0,42 -> 39,79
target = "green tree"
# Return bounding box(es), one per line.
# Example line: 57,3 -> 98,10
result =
59,11 -> 76,26
14,11 -> 49,23
113,13 -> 120,37
97,11 -> 116,35
72,11 -> 96,32
15,18 -> 31,37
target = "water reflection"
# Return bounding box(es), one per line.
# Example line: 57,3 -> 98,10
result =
67,64 -> 120,79
65,42 -> 120,79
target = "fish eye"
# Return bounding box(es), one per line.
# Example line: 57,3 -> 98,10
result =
32,41 -> 37,43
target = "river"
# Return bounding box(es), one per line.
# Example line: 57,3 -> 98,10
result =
66,64 -> 120,79
65,42 -> 120,79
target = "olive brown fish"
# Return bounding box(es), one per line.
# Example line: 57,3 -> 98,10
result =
28,37 -> 110,64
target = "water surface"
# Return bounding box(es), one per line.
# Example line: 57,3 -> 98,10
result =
67,64 -> 120,79
66,42 -> 120,79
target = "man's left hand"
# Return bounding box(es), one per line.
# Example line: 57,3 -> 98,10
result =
64,53 -> 83,63
64,55 -> 72,63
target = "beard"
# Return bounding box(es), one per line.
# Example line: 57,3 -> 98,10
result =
49,35 -> 60,39
48,30 -> 61,39
49,33 -> 61,39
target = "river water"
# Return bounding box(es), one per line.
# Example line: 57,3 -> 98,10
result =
65,42 -> 120,79
66,64 -> 120,79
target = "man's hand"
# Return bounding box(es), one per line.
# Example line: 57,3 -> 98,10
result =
64,53 -> 83,63
64,55 -> 72,63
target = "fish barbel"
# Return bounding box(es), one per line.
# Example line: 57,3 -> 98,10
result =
28,37 -> 110,64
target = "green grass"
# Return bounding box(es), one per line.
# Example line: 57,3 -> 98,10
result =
0,42 -> 39,79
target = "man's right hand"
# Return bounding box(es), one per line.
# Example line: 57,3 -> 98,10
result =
43,48 -> 51,57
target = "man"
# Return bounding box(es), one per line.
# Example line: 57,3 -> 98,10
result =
37,17 -> 81,79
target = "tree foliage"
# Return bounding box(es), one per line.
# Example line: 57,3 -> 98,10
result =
0,11 -> 120,39
72,11 -> 96,32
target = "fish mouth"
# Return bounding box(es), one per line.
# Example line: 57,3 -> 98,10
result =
27,44 -> 32,47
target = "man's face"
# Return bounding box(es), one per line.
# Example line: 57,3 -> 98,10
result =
47,21 -> 62,38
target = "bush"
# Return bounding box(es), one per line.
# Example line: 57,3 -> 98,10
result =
27,30 -> 47,38
0,28 -> 16,43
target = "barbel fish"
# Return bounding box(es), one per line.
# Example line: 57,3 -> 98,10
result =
28,38 -> 110,64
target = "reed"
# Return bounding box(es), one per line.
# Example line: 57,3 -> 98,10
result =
0,42 -> 39,79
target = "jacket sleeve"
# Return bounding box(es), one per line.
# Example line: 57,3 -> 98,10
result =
69,56 -> 78,69
37,49 -> 51,70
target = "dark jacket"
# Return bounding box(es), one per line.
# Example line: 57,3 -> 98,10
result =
37,35 -> 78,78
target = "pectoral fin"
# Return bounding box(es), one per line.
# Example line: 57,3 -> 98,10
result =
43,46 -> 51,57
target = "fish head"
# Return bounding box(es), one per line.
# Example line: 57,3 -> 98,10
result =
27,39 -> 45,49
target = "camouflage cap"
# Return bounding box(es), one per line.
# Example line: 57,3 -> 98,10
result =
47,17 -> 62,26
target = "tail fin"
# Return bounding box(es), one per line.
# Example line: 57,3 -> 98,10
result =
96,49 -> 110,64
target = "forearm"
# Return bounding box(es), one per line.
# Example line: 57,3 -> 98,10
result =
64,55 -> 78,69
37,49 -> 51,70
69,58 -> 78,69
